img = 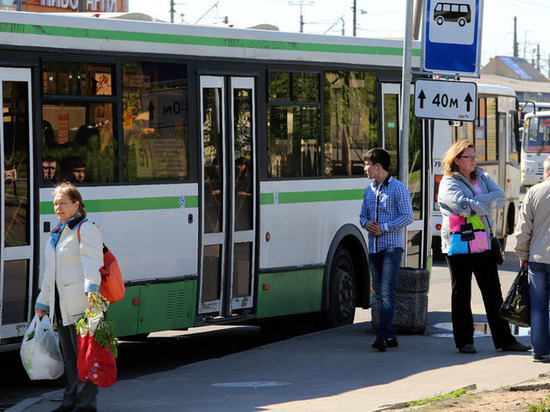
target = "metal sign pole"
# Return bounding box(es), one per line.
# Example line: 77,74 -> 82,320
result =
399,0 -> 414,185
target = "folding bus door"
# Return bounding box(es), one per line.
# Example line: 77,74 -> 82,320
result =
199,76 -> 257,316
0,68 -> 34,345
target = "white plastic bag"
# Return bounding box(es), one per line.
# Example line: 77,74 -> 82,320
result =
20,314 -> 64,380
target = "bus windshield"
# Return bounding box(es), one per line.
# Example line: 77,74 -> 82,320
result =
525,117 -> 550,153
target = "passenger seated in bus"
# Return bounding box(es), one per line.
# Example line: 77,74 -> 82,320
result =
75,124 -> 100,146
42,120 -> 56,149
42,156 -> 57,183
61,156 -> 86,183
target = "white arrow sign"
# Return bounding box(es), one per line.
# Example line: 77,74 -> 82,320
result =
414,79 -> 477,121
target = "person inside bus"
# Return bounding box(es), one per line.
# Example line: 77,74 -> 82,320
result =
235,156 -> 251,197
42,156 -> 57,184
359,148 -> 414,352
61,156 -> 86,184
235,156 -> 252,230
34,183 -> 104,412
205,158 -> 221,232
438,140 -> 531,354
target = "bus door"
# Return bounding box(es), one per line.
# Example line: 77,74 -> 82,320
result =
381,83 -> 428,268
0,68 -> 34,343
198,76 -> 257,316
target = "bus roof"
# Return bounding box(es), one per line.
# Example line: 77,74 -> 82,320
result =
0,11 -> 420,67
520,101 -> 550,113
524,110 -> 550,119
475,83 -> 516,98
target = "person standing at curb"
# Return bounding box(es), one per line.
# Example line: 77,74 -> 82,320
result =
515,155 -> 550,362
35,183 -> 104,411
438,140 -> 530,354
359,148 -> 414,352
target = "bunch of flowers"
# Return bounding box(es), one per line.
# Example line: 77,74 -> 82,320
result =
76,293 -> 119,358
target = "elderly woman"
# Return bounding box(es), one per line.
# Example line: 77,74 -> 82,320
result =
35,182 -> 103,412
438,140 -> 529,354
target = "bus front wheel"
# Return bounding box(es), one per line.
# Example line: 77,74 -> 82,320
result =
326,247 -> 356,327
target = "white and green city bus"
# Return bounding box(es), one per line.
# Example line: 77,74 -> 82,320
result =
0,11 -> 432,351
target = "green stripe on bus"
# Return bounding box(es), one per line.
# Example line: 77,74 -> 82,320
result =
260,193 -> 274,205
0,23 -> 421,57
260,188 -> 363,205
39,195 -> 199,214
39,188 -> 360,214
279,189 -> 364,204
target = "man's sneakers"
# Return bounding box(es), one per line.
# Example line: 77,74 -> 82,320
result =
372,337 -> 399,352
372,338 -> 386,352
533,354 -> 550,363
386,338 -> 399,348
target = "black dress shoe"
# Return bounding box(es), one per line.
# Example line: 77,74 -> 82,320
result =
458,343 -> 477,353
372,338 -> 387,352
51,405 -> 74,412
502,341 -> 531,352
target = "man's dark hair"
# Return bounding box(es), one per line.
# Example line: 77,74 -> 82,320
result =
364,148 -> 390,171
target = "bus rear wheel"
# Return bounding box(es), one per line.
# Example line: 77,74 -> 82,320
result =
326,247 -> 356,327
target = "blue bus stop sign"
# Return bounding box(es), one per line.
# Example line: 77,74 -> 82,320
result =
422,0 -> 483,76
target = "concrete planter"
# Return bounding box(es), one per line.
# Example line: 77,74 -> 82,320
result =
371,267 -> 430,334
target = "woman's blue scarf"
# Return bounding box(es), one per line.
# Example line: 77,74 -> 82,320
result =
50,212 -> 81,247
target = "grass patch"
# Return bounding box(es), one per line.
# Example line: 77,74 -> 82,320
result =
406,388 -> 470,407
528,394 -> 550,412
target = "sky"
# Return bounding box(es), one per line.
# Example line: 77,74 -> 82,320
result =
127,0 -> 550,73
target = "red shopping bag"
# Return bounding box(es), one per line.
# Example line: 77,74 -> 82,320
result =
78,224 -> 125,304
77,331 -> 117,387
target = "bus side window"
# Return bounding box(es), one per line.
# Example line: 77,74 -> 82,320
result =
41,102 -> 117,185
42,61 -> 117,185
509,113 -> 519,165
122,61 -> 189,183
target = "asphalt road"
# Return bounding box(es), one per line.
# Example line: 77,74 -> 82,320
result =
1,228 -> 526,411
0,325 -> 293,411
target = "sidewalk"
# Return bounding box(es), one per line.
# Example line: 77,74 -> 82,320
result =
8,312 -> 546,412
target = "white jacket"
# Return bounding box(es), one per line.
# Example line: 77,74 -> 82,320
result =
35,218 -> 103,326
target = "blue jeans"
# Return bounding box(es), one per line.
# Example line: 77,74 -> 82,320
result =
369,247 -> 403,340
529,262 -> 550,356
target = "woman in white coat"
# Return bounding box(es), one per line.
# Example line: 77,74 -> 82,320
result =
35,182 -> 103,412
